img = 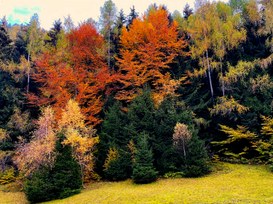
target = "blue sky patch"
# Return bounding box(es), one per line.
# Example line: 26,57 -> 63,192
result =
7,6 -> 40,25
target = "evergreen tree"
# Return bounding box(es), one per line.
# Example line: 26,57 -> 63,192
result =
24,134 -> 82,203
132,133 -> 157,184
97,101 -> 129,175
103,147 -> 132,181
127,6 -> 138,28
153,97 -> 195,174
0,24 -> 13,61
45,19 -> 62,48
126,90 -> 156,141
182,134 -> 211,177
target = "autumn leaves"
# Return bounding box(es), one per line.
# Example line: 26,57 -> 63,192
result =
28,7 -> 187,127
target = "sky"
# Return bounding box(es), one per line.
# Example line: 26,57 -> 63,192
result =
0,0 -> 228,30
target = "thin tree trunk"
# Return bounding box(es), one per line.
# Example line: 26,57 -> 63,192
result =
27,51 -> 30,94
182,138 -> 186,158
220,58 -> 225,96
108,29 -> 111,69
206,50 -> 214,98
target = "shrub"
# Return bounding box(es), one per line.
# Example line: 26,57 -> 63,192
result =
0,167 -> 16,185
163,172 -> 184,179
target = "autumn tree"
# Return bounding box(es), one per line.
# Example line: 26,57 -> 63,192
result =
173,123 -> 192,158
187,2 -> 246,97
116,6 -> 187,104
14,107 -> 57,176
29,22 -> 114,125
59,99 -> 99,182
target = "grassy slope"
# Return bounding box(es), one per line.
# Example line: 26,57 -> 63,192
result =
1,163 -> 273,204
45,163 -> 273,204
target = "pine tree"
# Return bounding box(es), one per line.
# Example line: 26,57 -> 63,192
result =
132,133 -> 157,184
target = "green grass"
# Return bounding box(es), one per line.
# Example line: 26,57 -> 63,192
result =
1,163 -> 273,204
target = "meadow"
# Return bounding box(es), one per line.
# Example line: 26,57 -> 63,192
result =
1,163 -> 273,204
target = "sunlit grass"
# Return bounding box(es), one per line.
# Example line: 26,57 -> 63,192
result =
1,163 -> 273,204
0,184 -> 27,204
44,163 -> 273,204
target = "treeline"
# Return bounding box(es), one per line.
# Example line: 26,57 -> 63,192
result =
0,0 -> 273,202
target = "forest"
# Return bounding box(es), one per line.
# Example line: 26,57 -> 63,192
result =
1,0 -> 273,203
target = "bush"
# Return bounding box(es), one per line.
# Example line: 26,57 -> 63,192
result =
163,172 -> 184,179
24,138 -> 82,203
132,133 -> 157,184
0,167 -> 16,185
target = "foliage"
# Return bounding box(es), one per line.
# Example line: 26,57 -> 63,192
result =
181,134 -> 211,177
210,96 -> 249,116
29,22 -> 114,125
24,137 -> 81,203
132,133 -> 157,184
14,107 -> 57,176
173,123 -> 192,158
0,167 -> 16,185
103,148 -> 132,181
116,6 -> 187,104
59,99 -> 99,182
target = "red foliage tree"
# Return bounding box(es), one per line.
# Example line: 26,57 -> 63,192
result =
29,23 -> 114,125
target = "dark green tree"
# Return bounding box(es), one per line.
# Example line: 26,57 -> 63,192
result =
24,135 -> 82,203
127,6 -> 138,28
45,19 -> 62,48
182,134 -> 211,177
132,133 -> 157,184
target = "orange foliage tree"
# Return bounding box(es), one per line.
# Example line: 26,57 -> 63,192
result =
29,23 -> 115,125
116,7 -> 188,104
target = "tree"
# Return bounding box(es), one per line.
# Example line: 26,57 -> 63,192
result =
59,99 -> 99,182
99,0 -> 117,68
45,19 -> 63,48
14,107 -> 57,176
64,15 -> 74,33
24,135 -> 82,203
127,6 -> 138,28
182,134 -> 210,177
183,3 -> 193,19
29,23 -> 114,125
116,7 -> 187,104
187,2 -> 246,98
173,123 -> 192,158
132,133 -> 157,184
0,23 -> 13,61
25,13 -> 44,93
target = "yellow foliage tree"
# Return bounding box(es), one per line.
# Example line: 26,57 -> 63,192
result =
59,99 -> 99,182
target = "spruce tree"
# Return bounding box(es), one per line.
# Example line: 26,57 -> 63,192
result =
182,134 -> 211,177
132,133 -> 157,184
24,135 -> 82,203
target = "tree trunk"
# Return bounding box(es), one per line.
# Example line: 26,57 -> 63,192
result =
220,59 -> 225,96
108,29 -> 111,69
206,50 -> 214,98
27,51 -> 30,94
